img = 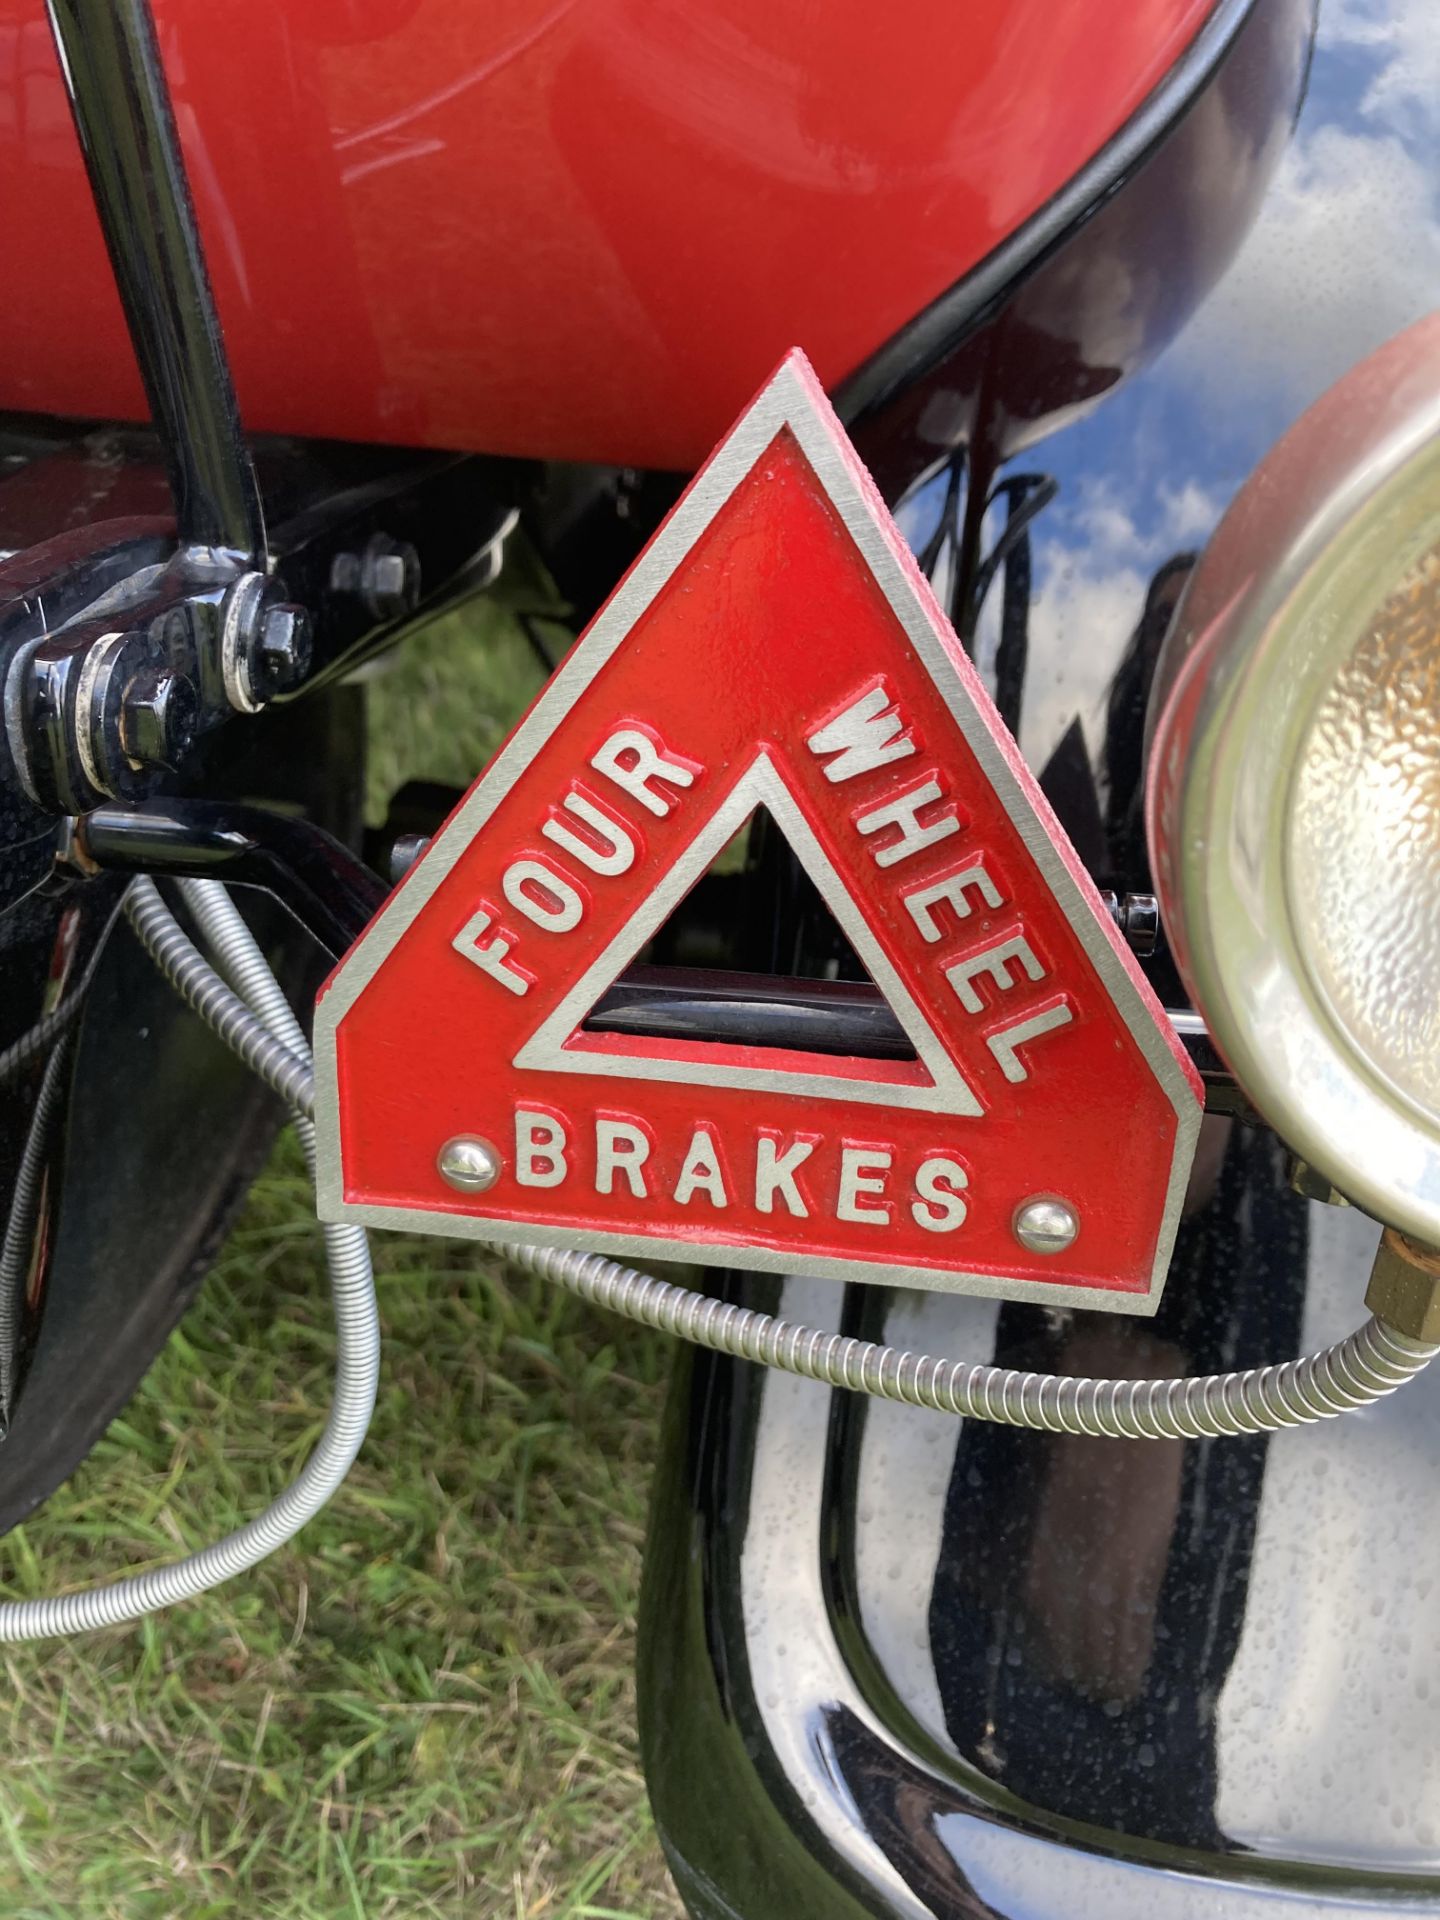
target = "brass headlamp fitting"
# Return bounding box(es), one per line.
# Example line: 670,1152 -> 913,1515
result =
1366,1230 -> 1440,1345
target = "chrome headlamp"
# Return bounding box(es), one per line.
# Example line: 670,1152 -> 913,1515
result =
1148,314 -> 1440,1242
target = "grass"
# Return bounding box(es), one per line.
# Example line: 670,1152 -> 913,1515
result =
0,570 -> 683,1918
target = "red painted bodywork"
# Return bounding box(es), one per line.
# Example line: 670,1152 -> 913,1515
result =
318,357 -> 1201,1303
0,0 -> 1214,469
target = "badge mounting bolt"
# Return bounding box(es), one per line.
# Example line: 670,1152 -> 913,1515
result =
1013,1196 -> 1079,1255
437,1135 -> 502,1193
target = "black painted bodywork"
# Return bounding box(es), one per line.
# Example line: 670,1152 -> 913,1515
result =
638,1 -> 1440,1913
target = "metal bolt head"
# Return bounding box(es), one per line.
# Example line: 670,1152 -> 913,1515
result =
437,1135 -> 502,1194
254,602 -> 313,696
387,832 -> 432,886
361,535 -> 421,622
328,536 -> 421,623
1120,892 -> 1161,959
1013,1195 -> 1080,1256
119,666 -> 199,771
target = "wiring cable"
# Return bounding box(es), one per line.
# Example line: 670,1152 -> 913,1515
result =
0,1032 -> 77,1428
0,896 -> 125,1090
0,877 -> 377,1641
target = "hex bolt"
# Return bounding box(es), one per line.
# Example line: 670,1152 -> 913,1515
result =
437,1135 -> 502,1194
118,666 -> 199,771
1013,1195 -> 1080,1255
330,534 -> 421,623
252,602 -> 313,696
365,541 -> 419,619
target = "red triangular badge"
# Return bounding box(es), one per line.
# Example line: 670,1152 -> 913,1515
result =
315,351 -> 1201,1312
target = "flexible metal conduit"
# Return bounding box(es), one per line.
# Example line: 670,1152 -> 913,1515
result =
0,878 -> 377,1641
4,880 -> 1434,1640
501,1244 -> 1435,1440
112,883 -> 1440,1444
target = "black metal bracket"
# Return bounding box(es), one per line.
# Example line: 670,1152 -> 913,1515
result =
0,439 -> 517,818
65,800 -> 1245,1116
70,800 -> 386,961
5,0 -> 519,822
586,965 -> 1246,1118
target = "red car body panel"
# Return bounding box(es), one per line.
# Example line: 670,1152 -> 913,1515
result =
0,0 -> 1214,468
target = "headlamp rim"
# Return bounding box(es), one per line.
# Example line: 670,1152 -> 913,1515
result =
1148,314 -> 1440,1240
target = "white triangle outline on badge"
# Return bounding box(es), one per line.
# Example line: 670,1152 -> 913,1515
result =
513,753 -> 983,1115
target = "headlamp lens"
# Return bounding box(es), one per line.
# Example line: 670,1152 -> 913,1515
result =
1287,545 -> 1440,1131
